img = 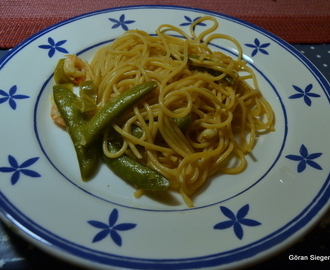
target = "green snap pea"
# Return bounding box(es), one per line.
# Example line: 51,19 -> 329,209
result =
173,113 -> 192,131
131,124 -> 145,139
53,85 -> 98,181
79,81 -> 98,101
187,54 -> 234,84
80,81 -> 158,146
167,53 -> 234,84
102,141 -> 169,191
54,58 -> 72,84
102,114 -> 190,190
72,80 -> 98,113
53,81 -> 158,181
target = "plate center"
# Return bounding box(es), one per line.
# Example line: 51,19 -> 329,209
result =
34,44 -> 287,211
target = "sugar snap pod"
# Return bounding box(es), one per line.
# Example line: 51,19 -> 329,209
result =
52,84 -> 98,181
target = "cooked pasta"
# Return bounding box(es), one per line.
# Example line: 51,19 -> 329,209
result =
81,16 -> 275,207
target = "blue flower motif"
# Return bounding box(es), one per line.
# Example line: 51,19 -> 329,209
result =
38,37 -> 69,58
88,208 -> 136,246
0,85 -> 29,110
288,84 -> 320,106
0,155 -> 41,185
214,204 -> 261,240
180,16 -> 207,27
108,14 -> 135,31
245,38 -> 270,57
285,144 -> 323,173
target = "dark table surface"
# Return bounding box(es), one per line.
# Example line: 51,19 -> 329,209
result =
0,45 -> 330,269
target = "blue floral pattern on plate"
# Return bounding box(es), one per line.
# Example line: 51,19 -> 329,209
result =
0,155 -> 41,185
245,38 -> 271,57
38,37 -> 69,58
0,85 -> 29,110
288,84 -> 321,106
214,204 -> 261,240
180,16 -> 207,27
88,208 -> 137,246
285,144 -> 323,173
108,14 -> 135,31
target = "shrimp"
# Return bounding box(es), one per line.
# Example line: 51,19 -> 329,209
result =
63,55 -> 86,84
51,55 -> 88,126
50,96 -> 66,127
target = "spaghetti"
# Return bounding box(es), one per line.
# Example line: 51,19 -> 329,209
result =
77,16 -> 274,206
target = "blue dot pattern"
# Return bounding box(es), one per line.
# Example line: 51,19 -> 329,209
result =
294,44 -> 330,82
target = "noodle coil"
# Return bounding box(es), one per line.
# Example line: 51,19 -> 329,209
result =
84,16 -> 275,207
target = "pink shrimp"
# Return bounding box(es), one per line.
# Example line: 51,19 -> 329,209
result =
50,98 -> 66,127
63,55 -> 86,84
51,55 -> 87,126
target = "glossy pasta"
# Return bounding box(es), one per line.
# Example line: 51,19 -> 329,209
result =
85,16 -> 275,207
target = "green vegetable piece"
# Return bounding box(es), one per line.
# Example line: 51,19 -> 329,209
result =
187,54 -> 234,84
131,124 -> 144,139
54,58 -> 72,84
72,80 -> 98,112
173,113 -> 192,131
53,82 -> 158,180
53,85 -> 98,181
102,141 -> 170,191
80,81 -> 158,146
80,81 -> 97,104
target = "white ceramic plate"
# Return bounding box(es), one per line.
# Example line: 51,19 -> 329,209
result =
0,5 -> 329,269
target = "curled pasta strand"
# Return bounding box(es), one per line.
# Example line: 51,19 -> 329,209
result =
102,126 -> 128,158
